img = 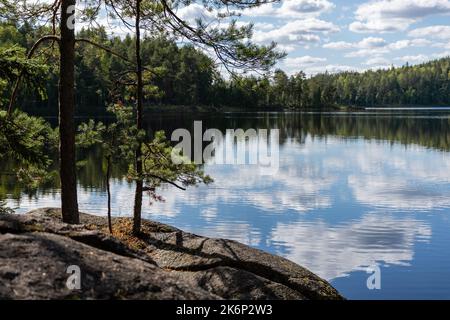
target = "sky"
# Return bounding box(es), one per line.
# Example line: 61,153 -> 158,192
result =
174,0 -> 450,76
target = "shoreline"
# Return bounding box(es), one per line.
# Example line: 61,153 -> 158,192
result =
0,208 -> 343,300
19,103 -> 450,118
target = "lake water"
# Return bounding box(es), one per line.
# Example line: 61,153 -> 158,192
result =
3,110 -> 450,299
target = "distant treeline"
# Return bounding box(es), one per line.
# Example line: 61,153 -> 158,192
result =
238,58 -> 450,108
1,22 -> 450,114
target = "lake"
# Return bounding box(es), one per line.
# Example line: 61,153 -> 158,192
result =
3,110 -> 450,299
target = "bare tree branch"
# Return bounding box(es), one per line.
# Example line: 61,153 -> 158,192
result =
143,173 -> 186,190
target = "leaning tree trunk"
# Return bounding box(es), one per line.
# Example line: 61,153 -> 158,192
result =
133,0 -> 144,235
59,0 -> 79,224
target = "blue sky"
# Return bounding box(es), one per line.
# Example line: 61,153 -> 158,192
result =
73,0 -> 450,76
175,0 -> 450,75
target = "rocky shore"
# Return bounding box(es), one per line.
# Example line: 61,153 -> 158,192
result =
0,208 -> 343,300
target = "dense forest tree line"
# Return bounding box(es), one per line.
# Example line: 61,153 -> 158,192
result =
2,21 -> 450,115
225,59 -> 450,108
1,0 -> 282,231
0,21 -> 219,115
304,60 -> 450,107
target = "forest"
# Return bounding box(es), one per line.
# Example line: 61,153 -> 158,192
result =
2,0 -> 450,303
2,21 -> 450,115
1,0 -> 450,229
0,0 -> 282,231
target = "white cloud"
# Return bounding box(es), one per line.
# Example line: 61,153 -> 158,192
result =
387,38 -> 432,50
285,55 -> 327,66
253,22 -> 276,31
346,50 -> 387,58
324,36 -> 430,60
276,44 -> 298,53
323,41 -> 354,50
270,214 -> 431,280
364,57 -> 390,65
325,37 -> 429,51
358,37 -> 388,48
319,64 -> 358,73
244,1 -> 338,51
177,3 -> 217,24
395,54 -> 429,63
304,64 -> 360,75
349,20 -> 408,34
325,37 -> 389,58
436,51 -> 450,57
349,174 -> 450,210
325,37 -> 386,50
243,0 -> 335,19
253,18 -> 339,49
349,0 -> 450,33
281,55 -> 327,73
367,64 -> 394,71
409,25 -> 450,40
347,142 -> 450,211
279,0 -> 336,17
279,55 -> 360,76
432,41 -> 450,49
241,3 -> 279,17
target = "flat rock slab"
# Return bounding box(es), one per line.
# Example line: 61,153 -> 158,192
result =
0,208 -> 343,300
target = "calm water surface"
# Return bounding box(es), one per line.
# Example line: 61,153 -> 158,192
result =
3,110 -> 450,299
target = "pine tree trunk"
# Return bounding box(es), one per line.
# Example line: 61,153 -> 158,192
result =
106,156 -> 112,234
59,0 -> 79,224
133,0 -> 143,235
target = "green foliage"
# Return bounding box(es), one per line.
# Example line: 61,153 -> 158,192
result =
0,44 -> 48,107
137,130 -> 213,202
73,29 -> 223,114
77,104 -> 141,164
0,110 -> 58,191
77,105 -> 212,204
0,110 -> 57,166
306,58 -> 450,107
0,199 -> 13,214
0,19 -> 284,115
0,25 -> 57,192
217,57 -> 450,109
5,9 -> 449,113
